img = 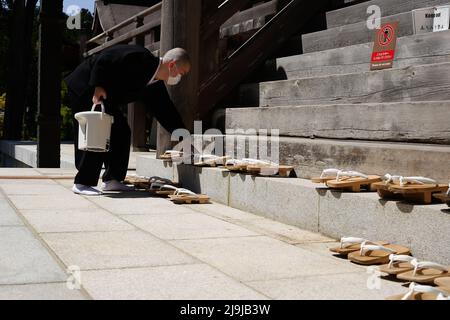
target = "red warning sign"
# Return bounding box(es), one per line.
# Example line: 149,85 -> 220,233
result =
371,22 -> 399,70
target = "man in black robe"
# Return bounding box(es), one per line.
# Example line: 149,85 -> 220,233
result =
64,44 -> 190,196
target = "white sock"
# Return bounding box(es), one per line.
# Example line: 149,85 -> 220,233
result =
102,180 -> 135,192
72,184 -> 102,196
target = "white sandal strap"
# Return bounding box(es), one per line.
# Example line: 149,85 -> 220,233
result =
360,242 -> 396,256
388,254 -> 415,268
399,176 -> 437,187
336,171 -> 369,181
320,169 -> 341,179
340,237 -> 366,249
412,259 -> 449,276
402,283 -> 449,300
383,174 -> 402,185
447,183 -> 450,196
242,158 -> 272,165
174,188 -> 198,196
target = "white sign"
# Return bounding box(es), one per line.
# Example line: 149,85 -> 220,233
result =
412,6 -> 450,34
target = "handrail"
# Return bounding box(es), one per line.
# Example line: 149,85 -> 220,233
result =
87,2 -> 162,44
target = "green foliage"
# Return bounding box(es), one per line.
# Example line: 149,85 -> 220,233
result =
60,81 -> 74,141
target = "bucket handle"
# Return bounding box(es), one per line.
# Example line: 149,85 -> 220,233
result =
91,102 -> 106,115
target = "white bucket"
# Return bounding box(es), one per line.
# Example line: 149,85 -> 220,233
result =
75,103 -> 114,152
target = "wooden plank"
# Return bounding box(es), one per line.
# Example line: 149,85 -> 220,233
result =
200,0 -> 253,40
250,62 -> 450,107
86,18 -> 161,56
226,101 -> 450,144
260,29 -> 450,80
88,2 -> 162,44
221,0 -> 277,29
197,0 -> 327,118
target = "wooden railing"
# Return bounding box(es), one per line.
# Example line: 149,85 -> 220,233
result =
86,2 -> 162,57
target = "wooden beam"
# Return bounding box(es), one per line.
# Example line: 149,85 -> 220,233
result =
86,18 -> 161,56
88,2 -> 162,44
157,0 -> 202,158
200,0 -> 252,40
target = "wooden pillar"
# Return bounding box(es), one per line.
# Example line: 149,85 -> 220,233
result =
128,16 -> 149,151
158,0 -> 201,157
37,0 -> 63,168
4,0 -> 26,140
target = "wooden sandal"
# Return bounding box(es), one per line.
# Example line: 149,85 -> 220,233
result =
372,174 -> 406,200
397,259 -> 450,284
149,183 -> 182,197
168,188 -> 210,204
387,177 -> 448,204
433,184 -> 450,206
378,254 -> 416,275
312,168 -> 342,184
246,164 -> 295,178
194,155 -> 230,167
348,242 -> 411,265
329,237 -> 388,256
123,175 -> 151,189
325,171 -> 382,192
223,158 -> 271,173
160,150 -> 184,162
435,276 -> 450,288
386,283 -> 450,300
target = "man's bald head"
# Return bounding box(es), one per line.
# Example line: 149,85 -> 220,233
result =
163,48 -> 191,71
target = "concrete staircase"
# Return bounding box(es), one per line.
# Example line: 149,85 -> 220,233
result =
137,0 -> 450,264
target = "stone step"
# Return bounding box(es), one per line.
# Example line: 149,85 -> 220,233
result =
302,4 -> 450,53
226,101 -> 450,144
258,30 -> 450,80
327,0 -> 450,28
239,61 -> 450,106
223,135 -> 450,182
136,153 -> 450,265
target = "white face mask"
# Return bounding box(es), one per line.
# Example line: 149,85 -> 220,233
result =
167,64 -> 182,86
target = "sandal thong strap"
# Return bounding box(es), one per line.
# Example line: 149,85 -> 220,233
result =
447,183 -> 450,196
320,169 -> 341,179
383,174 -> 402,185
340,237 -> 367,249
411,259 -> 449,276
388,254 -> 415,268
360,242 -> 396,256
336,171 -> 369,182
399,176 -> 437,187
402,283 -> 449,300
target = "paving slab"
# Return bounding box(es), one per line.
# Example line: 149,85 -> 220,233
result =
171,236 -> 365,282
123,213 -> 258,240
88,195 -> 193,215
82,264 -> 268,300
0,179 -> 58,186
0,184 -> 74,196
0,226 -> 67,285
0,168 -> 41,177
246,272 -> 407,300
0,283 -> 87,300
235,218 -> 334,245
42,230 -> 198,270
185,202 -> 264,222
0,199 -> 23,226
21,209 -> 134,233
7,195 -> 97,211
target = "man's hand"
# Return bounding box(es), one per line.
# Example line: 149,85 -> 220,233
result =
93,86 -> 107,105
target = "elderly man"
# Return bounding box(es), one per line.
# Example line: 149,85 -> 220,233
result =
64,44 -> 190,196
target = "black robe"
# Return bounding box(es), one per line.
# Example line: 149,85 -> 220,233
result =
64,44 -> 186,133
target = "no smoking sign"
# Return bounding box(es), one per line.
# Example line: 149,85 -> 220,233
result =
371,22 -> 399,70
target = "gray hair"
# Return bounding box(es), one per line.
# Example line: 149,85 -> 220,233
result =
162,48 -> 191,67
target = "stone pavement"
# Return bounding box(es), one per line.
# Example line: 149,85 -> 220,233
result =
0,168 -> 408,300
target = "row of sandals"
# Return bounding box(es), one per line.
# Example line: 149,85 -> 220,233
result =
332,237 -> 450,300
160,150 -> 450,205
312,169 -> 450,205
